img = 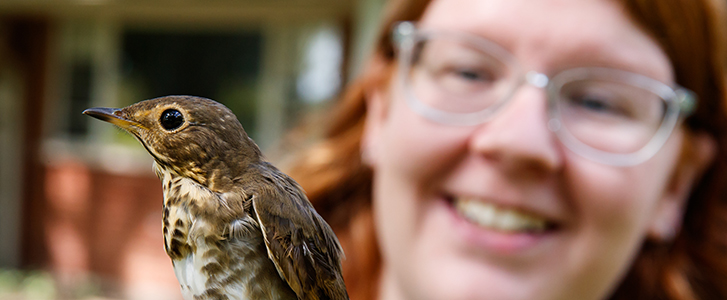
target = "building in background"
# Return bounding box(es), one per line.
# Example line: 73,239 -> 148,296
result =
0,0 -> 386,298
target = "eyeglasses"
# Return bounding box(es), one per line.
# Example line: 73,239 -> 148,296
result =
392,22 -> 696,166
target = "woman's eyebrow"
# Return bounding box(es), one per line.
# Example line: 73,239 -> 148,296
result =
546,39 -> 672,81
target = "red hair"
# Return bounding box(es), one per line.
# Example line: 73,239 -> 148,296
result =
288,0 -> 727,299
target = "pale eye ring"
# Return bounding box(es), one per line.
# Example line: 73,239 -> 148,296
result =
160,109 -> 184,131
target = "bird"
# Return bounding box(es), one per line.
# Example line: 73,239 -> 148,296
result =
83,95 -> 349,300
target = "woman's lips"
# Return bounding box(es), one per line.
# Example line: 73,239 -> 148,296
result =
443,194 -> 561,254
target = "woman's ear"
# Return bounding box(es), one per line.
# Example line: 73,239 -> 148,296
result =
648,131 -> 716,241
361,87 -> 389,167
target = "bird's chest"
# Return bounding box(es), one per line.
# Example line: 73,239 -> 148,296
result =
158,168 -> 293,300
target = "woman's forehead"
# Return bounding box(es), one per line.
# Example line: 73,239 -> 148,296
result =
418,0 -> 674,83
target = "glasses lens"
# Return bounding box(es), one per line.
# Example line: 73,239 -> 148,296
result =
555,77 -> 667,154
405,35 -> 517,114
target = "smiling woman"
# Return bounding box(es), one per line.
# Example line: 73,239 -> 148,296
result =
287,0 -> 727,300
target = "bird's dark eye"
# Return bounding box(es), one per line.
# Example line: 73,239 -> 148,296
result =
160,109 -> 184,131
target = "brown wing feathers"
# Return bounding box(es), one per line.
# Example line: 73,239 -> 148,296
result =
250,165 -> 348,300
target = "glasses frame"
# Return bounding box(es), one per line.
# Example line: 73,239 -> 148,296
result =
392,21 -> 697,166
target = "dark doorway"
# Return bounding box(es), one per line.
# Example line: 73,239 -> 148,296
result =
121,30 -> 262,137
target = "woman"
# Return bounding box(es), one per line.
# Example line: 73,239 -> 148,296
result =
288,0 -> 727,299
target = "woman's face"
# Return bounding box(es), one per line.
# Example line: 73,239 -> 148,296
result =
365,0 -> 698,299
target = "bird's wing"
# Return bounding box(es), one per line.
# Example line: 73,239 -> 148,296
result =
250,166 -> 349,300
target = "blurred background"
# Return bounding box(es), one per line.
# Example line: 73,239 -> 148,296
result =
0,0 -> 386,299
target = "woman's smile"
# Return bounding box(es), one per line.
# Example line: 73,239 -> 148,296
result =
447,195 -> 559,254
453,196 -> 551,233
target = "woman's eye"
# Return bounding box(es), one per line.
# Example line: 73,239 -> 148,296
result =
568,94 -> 637,119
160,109 -> 185,131
451,67 -> 494,83
575,96 -> 613,112
456,69 -> 484,80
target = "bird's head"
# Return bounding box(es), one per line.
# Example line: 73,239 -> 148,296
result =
84,95 -> 261,190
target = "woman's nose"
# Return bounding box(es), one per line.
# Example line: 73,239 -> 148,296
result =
469,86 -> 563,178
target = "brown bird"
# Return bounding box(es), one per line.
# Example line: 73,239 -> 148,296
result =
83,96 -> 348,300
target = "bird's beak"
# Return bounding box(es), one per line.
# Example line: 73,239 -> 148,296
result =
83,107 -> 144,131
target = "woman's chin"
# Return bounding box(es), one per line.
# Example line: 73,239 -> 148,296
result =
402,257 -> 542,300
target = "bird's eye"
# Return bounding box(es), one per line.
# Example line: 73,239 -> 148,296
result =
160,109 -> 184,131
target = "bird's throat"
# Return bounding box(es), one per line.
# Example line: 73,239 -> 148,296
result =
156,164 -> 218,259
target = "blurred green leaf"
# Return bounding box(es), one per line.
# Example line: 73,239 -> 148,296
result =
0,269 -> 23,293
21,271 -> 56,300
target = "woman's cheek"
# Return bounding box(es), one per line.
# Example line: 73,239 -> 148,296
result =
564,157 -> 671,249
379,102 -> 473,179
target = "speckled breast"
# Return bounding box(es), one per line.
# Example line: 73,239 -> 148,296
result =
155,164 -> 297,300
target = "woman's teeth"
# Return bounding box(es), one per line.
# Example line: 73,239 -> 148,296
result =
454,197 -> 548,233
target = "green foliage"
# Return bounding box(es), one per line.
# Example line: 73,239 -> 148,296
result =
0,269 -> 55,300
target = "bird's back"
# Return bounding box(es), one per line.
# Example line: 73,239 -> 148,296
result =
244,162 -> 349,300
